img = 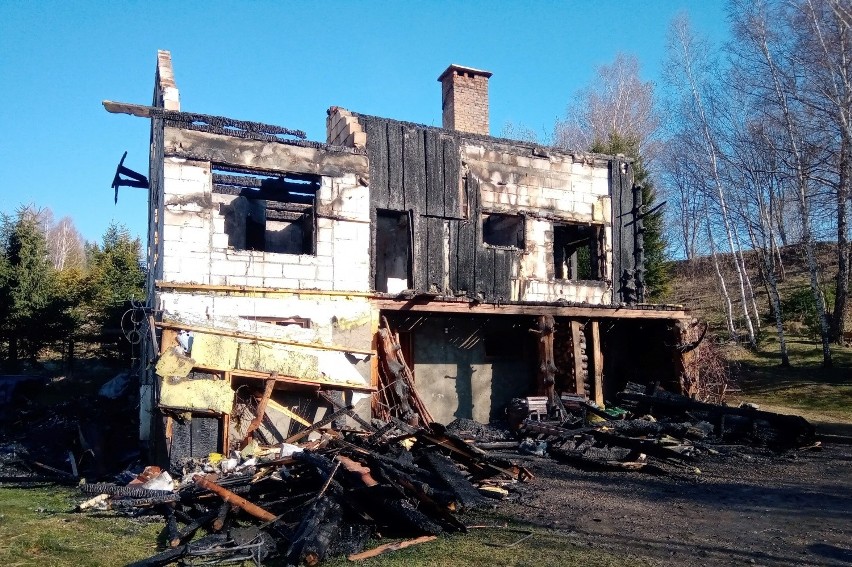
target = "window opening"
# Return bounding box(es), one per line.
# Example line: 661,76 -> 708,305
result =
482,213 -> 524,248
212,167 -> 320,255
553,223 -> 603,281
375,210 -> 411,293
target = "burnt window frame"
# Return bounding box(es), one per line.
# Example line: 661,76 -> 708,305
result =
481,212 -> 525,249
212,165 -> 320,256
552,222 -> 604,282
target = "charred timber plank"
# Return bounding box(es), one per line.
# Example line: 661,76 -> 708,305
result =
421,452 -> 489,510
442,136 -> 462,218
365,455 -> 465,532
364,118 -> 389,210
426,216 -> 446,293
476,247 -> 495,300
493,248 -> 512,301
387,124 -> 405,211
104,101 -> 306,138
454,218 -> 476,294
286,495 -> 342,567
417,428 -> 530,481
424,131 -> 444,217
192,365 -> 374,393
372,299 -> 688,320
447,220 -> 459,293
411,212 -> 427,292
169,507 -> 219,548
163,127 -> 368,180
425,131 -> 444,217
403,126 -> 426,213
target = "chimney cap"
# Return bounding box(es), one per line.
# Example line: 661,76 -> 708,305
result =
438,64 -> 493,82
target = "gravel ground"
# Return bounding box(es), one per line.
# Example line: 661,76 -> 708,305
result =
500,442 -> 852,566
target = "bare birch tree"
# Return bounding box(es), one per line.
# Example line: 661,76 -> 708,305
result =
48,216 -> 85,271
728,0 -> 833,366
554,53 -> 661,161
665,13 -> 758,347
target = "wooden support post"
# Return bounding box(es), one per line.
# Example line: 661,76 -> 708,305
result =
569,321 -> 586,396
590,321 -> 604,406
370,308 -> 381,419
532,315 -> 556,399
221,371 -> 231,453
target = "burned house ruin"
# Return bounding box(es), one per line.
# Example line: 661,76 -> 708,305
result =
105,51 -> 698,465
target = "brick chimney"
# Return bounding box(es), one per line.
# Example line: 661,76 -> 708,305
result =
438,64 -> 492,135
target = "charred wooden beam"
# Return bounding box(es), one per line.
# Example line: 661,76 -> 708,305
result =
318,391 -> 377,433
243,374 -> 277,445
103,100 -> 307,138
213,184 -> 317,203
284,407 -> 353,444
163,127 -> 369,179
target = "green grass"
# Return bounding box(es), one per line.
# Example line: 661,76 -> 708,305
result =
0,485 -> 162,567
722,334 -> 852,428
0,486 -> 636,567
320,523 -> 638,567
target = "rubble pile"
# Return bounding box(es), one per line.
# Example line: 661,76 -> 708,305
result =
495,382 -> 818,475
74,420 -> 531,566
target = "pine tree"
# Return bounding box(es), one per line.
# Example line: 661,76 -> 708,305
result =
0,208 -> 65,362
591,133 -> 670,301
86,222 -> 145,360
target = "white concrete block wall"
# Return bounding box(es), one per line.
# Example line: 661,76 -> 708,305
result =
157,292 -> 373,348
466,143 -> 616,305
158,156 -> 370,292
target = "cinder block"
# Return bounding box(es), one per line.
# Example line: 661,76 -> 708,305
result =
283,263 -> 317,281
262,262 -> 284,278
225,275 -> 248,286
211,232 -> 230,249
262,277 -> 300,289
162,224 -> 182,242
211,259 -> 249,277
164,179 -> 206,197
180,226 -> 210,245
180,164 -> 210,184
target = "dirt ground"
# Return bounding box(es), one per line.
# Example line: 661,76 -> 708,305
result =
496,440 -> 852,567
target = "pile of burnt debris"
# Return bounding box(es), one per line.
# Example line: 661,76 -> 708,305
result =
57,382 -> 821,566
76,418 -> 531,567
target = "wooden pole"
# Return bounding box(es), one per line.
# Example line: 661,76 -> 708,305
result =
590,321 -> 604,406
193,476 -> 277,522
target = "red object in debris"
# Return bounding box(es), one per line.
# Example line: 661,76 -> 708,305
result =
129,466 -> 162,485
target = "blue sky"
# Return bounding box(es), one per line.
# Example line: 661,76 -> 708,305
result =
0,1 -> 728,244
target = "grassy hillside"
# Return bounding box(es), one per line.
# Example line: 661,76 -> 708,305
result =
667,243 -> 852,427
